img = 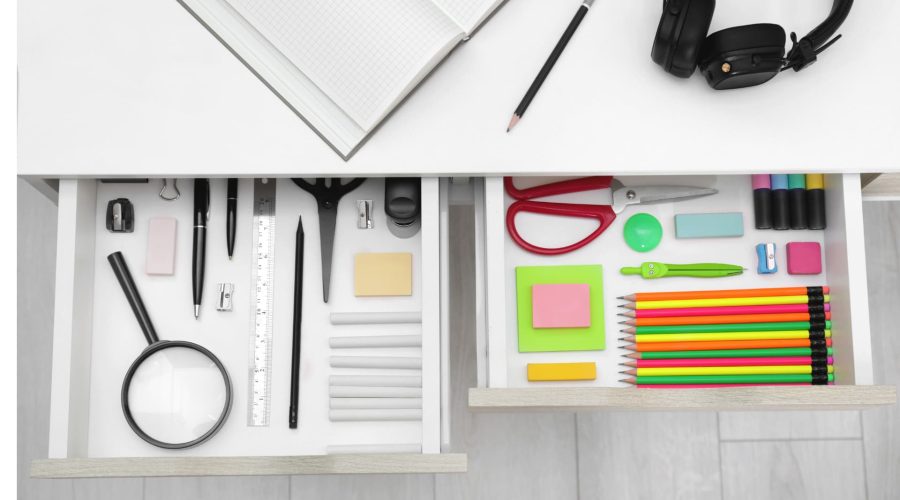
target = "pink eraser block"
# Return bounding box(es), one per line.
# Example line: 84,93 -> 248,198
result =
146,217 -> 177,275
532,283 -> 591,328
786,242 -> 822,275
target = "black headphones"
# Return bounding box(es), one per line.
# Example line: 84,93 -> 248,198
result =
651,0 -> 853,89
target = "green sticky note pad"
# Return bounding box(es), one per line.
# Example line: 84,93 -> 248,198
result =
516,265 -> 605,352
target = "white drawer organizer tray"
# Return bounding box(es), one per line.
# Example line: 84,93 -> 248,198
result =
469,174 -> 896,410
36,177 -> 466,477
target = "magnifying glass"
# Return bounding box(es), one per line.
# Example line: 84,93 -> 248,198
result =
108,251 -> 232,449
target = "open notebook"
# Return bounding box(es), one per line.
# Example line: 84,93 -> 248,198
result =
178,0 -> 505,158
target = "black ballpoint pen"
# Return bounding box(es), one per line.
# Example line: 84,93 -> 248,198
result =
289,215 -> 304,428
226,178 -> 238,260
192,178 -> 210,319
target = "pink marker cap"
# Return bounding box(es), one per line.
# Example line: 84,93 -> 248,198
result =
752,174 -> 771,190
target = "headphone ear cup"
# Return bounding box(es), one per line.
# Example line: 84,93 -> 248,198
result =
651,0 -> 715,78
698,23 -> 787,89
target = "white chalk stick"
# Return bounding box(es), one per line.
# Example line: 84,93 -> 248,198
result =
329,375 -> 422,387
330,335 -> 422,348
329,409 -> 422,422
330,386 -> 422,398
330,311 -> 422,325
330,356 -> 422,369
330,398 -> 422,410
326,444 -> 422,455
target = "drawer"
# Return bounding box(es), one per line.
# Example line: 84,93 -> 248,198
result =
33,177 -> 466,477
469,174 -> 896,410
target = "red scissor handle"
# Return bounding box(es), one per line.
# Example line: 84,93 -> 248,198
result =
504,176 -> 617,255
506,200 -> 617,255
504,176 -> 613,200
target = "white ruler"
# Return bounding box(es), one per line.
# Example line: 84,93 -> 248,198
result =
248,178 -> 277,426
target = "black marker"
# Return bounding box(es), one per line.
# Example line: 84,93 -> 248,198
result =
788,174 -> 808,230
771,174 -> 790,230
751,175 -> 772,229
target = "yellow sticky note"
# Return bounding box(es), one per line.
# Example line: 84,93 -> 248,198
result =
354,253 -> 413,297
527,362 -> 596,381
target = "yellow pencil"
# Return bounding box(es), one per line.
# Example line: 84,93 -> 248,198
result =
622,330 -> 831,343
622,365 -> 834,376
628,294 -> 830,310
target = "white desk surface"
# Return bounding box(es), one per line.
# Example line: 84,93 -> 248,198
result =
17,0 -> 900,178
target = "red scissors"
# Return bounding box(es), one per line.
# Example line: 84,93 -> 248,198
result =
505,176 -> 718,255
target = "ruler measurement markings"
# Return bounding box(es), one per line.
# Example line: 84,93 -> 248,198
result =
248,179 -> 277,427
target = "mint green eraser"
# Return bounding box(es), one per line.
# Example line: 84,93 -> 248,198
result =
675,212 -> 744,238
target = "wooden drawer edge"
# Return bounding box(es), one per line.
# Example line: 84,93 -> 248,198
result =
31,453 -> 468,478
468,386 -> 897,411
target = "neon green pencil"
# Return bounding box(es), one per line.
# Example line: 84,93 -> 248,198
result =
622,374 -> 834,384
624,321 -> 831,335
625,347 -> 834,360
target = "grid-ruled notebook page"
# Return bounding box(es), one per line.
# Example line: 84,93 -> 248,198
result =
431,0 -> 503,33
226,0 -> 464,131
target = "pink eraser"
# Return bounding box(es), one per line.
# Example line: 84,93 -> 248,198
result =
146,217 -> 177,275
751,175 -> 771,190
786,242 -> 822,275
532,283 -> 591,328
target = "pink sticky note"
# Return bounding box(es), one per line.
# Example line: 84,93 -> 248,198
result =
532,284 -> 591,328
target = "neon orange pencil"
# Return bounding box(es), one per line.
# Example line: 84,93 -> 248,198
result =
623,338 -> 832,352
619,286 -> 828,302
623,311 -> 830,326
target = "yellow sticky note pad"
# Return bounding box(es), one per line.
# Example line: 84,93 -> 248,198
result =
354,253 -> 413,297
527,362 -> 596,381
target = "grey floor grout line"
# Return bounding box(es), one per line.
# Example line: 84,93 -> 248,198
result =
859,411 -> 870,500
716,413 -> 725,500
719,437 -> 865,444
573,412 -> 581,500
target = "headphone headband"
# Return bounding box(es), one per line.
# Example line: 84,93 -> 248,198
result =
786,0 -> 853,71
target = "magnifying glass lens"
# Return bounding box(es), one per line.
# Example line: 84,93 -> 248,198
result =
127,346 -> 228,445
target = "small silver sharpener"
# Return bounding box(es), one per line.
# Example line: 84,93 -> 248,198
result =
216,283 -> 234,311
357,200 -> 374,229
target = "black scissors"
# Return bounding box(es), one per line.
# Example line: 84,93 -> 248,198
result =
292,178 -> 366,302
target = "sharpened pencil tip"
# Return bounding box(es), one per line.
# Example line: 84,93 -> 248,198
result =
616,296 -> 624,299
507,114 -> 520,132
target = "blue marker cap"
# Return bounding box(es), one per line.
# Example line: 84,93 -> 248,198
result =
771,174 -> 788,190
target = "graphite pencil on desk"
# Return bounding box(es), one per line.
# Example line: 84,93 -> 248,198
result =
507,0 -> 594,132
289,215 -> 304,429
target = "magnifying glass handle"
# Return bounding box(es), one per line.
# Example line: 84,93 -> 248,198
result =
108,251 -> 160,345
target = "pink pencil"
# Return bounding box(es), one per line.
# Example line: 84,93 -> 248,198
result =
620,303 -> 831,319
623,356 -> 833,368
636,382 -> 834,389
